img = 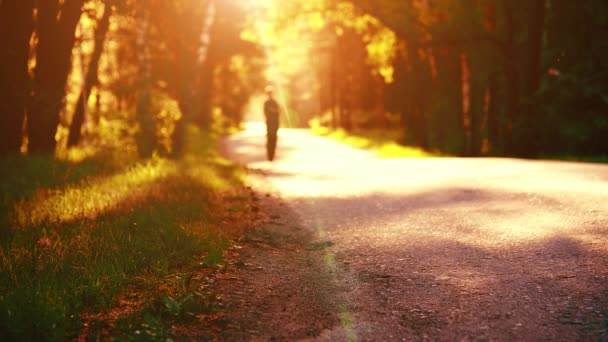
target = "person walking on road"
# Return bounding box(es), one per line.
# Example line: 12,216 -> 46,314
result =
263,85 -> 280,161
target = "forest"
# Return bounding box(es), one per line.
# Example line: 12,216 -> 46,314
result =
0,0 -> 606,160
0,0 -> 607,339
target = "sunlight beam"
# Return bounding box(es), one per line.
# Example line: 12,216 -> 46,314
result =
246,0 -> 294,127
197,0 -> 216,65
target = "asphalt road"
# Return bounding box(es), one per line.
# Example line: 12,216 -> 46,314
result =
222,123 -> 608,341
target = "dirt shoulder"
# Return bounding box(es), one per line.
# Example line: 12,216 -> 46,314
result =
176,171 -> 346,341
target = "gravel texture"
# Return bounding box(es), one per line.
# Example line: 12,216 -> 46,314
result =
217,123 -> 608,341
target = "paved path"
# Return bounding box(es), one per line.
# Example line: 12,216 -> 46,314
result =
222,123 -> 608,340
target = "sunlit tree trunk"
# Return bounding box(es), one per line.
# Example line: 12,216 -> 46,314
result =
192,1 -> 217,131
330,43 -> 338,128
336,33 -> 346,130
316,46 -> 333,125
67,1 -> 113,148
338,31 -> 357,131
28,0 -> 84,153
0,0 -> 34,155
197,61 -> 215,130
172,0 -> 215,156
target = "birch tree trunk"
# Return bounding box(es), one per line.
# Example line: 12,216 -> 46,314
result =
67,1 -> 113,148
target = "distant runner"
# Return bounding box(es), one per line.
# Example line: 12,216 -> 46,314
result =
263,85 -> 280,161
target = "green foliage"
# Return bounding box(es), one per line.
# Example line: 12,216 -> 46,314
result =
310,119 -> 439,158
214,54 -> 266,126
538,0 -> 608,156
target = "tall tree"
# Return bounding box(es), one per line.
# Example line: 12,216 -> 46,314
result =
153,0 -> 215,156
0,0 -> 34,155
28,0 -> 85,153
134,0 -> 156,158
67,1 -> 114,148
515,0 -> 547,156
540,0 -> 608,155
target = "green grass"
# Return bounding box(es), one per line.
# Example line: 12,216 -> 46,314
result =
310,125 -> 439,158
0,126 -> 245,340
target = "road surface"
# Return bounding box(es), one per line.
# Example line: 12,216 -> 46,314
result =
221,123 -> 608,340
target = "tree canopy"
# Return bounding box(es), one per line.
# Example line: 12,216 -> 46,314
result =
0,0 -> 605,158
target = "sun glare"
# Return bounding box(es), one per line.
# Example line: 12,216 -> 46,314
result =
239,0 -> 273,10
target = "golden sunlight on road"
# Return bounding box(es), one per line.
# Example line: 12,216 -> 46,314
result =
223,123 -> 608,340
225,122 -> 607,246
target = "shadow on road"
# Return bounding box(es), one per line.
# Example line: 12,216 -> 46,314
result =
285,188 -> 608,340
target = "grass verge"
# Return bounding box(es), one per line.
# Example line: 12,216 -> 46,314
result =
312,126 -> 608,163
0,126 -> 250,340
310,125 -> 439,158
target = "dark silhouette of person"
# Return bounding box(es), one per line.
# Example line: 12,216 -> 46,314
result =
263,86 -> 280,161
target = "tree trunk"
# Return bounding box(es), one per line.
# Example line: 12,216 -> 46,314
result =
0,0 -> 34,155
28,0 -> 84,153
486,71 -> 502,154
434,47 -> 465,155
484,2 -> 503,155
517,0 -> 546,157
330,43 -> 338,128
171,0 -> 215,157
523,0 -> 546,108
197,61 -> 214,130
135,0 -> 156,158
375,75 -> 386,128
390,51 -> 408,142
408,47 -> 428,149
67,2 -> 113,148
502,1 -> 520,155
466,51 -> 487,157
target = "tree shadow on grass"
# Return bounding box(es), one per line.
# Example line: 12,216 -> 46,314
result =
0,159 -> 246,341
0,153 -> 137,203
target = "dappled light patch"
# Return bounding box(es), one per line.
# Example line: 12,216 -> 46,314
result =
12,158 -> 177,227
310,124 -> 438,159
